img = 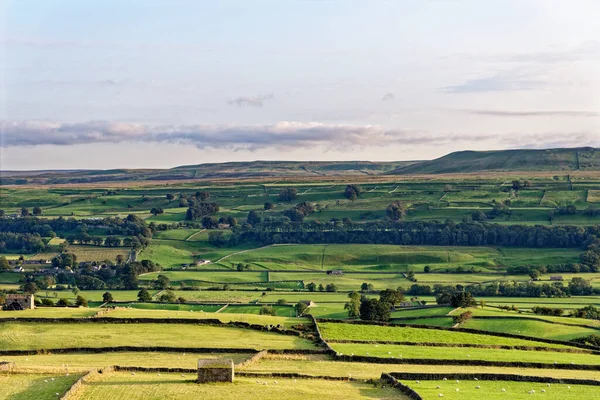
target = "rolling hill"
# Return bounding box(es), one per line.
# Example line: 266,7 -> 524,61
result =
389,147 -> 600,175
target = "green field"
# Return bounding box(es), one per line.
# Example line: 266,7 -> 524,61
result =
329,343 -> 600,365
318,323 -> 575,349
0,322 -> 315,350
399,379 -> 598,400
0,373 -> 81,400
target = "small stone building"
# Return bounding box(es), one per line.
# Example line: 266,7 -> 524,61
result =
197,359 -> 234,383
3,294 -> 35,311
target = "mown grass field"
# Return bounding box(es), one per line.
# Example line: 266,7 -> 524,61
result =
462,318 -> 600,341
0,322 -> 316,350
75,372 -> 408,400
3,352 -> 253,373
328,343 -> 600,365
0,372 -> 81,400
399,379 -> 597,400
318,323 -> 575,349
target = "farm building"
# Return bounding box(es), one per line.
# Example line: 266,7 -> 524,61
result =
550,275 -> 564,281
197,359 -> 234,383
299,300 -> 316,308
327,270 -> 343,275
3,294 -> 35,310
12,266 -> 24,273
196,260 -> 211,266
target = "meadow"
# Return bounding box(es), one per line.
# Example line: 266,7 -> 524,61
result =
75,372 -> 407,400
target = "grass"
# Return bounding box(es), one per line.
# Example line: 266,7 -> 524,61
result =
462,318 -> 600,341
391,307 -> 454,318
76,372 -> 407,400
0,372 -> 81,400
399,379 -> 598,400
0,308 -> 98,318
328,343 -> 600,365
0,322 -> 316,350
221,304 -> 296,317
3,352 -> 253,373
112,302 -> 223,312
104,308 -> 308,327
318,323 -> 575,349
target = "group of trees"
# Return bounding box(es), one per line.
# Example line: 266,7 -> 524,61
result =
231,219 -> 600,251
386,201 -> 407,221
306,282 -> 337,292
344,185 -> 362,201
403,278 -> 599,299
283,202 -> 315,222
185,202 -> 220,221
278,188 -> 297,202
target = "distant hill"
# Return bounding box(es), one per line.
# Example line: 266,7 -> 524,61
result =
0,161 -> 418,185
388,147 -> 600,175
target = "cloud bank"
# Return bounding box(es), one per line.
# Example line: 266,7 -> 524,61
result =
228,94 -> 274,107
2,120 -> 598,152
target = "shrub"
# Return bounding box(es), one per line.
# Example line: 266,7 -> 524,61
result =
259,305 -> 277,316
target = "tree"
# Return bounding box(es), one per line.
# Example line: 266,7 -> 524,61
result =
75,295 -> 88,307
154,274 -> 171,290
0,256 -> 9,271
325,283 -> 338,292
276,299 -> 287,305
359,298 -> 391,322
201,216 -> 218,229
344,185 -> 362,201
159,290 -> 176,302
423,265 -> 431,273
318,284 -> 324,292
116,254 -> 124,265
379,288 -> 404,306
278,188 -> 298,202
177,296 -> 186,303
259,305 -> 277,316
453,311 -> 473,324
102,291 -> 114,303
208,231 -> 228,247
57,298 -> 71,307
386,201 -> 407,221
137,288 -> 152,302
21,207 -> 30,217
306,282 -> 317,292
247,210 -> 261,225
344,291 -> 361,318
32,206 -> 42,216
0,209 -> 4,217
23,281 -> 39,294
450,291 -> 477,308
264,202 -> 275,210
166,193 -> 175,201
150,207 -> 164,216
361,282 -> 374,292
195,191 -> 211,201
295,302 -> 309,316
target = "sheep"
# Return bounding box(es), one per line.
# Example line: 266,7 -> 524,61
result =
436,386 -> 441,389
501,388 -> 506,392
474,378 -> 478,381
131,372 -> 136,376
475,386 -> 481,389
415,380 -> 420,384
443,378 -> 447,381
541,389 -> 546,393
455,388 -> 460,392
438,394 -> 444,397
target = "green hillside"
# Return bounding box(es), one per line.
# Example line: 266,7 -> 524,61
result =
390,147 -> 600,174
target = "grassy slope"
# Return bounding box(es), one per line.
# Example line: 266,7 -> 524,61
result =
0,322 -> 315,350
0,373 -> 81,400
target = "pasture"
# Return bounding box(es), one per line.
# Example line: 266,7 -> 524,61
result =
399,379 -> 597,400
0,372 -> 81,400
75,372 -> 408,400
0,322 -> 316,350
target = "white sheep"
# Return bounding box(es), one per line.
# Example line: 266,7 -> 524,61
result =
476,386 -> 481,389
438,394 -> 444,397
501,388 -> 506,392
455,388 -> 460,392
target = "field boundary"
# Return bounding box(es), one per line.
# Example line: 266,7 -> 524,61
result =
381,373 -> 423,400
0,347 -> 328,356
61,366 -> 115,400
388,372 -> 600,386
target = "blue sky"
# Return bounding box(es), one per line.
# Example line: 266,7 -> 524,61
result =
1,0 -> 599,169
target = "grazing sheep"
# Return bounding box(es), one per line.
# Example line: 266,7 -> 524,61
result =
475,386 -> 481,389
436,386 -> 441,389
443,378 -> 447,381
131,372 -> 135,376
416,381 -> 420,384
501,388 -> 506,392
541,389 -> 546,393
438,394 -> 443,397
455,388 -> 460,392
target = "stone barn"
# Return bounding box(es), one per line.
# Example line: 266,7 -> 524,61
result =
3,294 -> 35,310
197,359 -> 234,383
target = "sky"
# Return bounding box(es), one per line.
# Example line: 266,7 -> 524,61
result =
1,0 -> 599,170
